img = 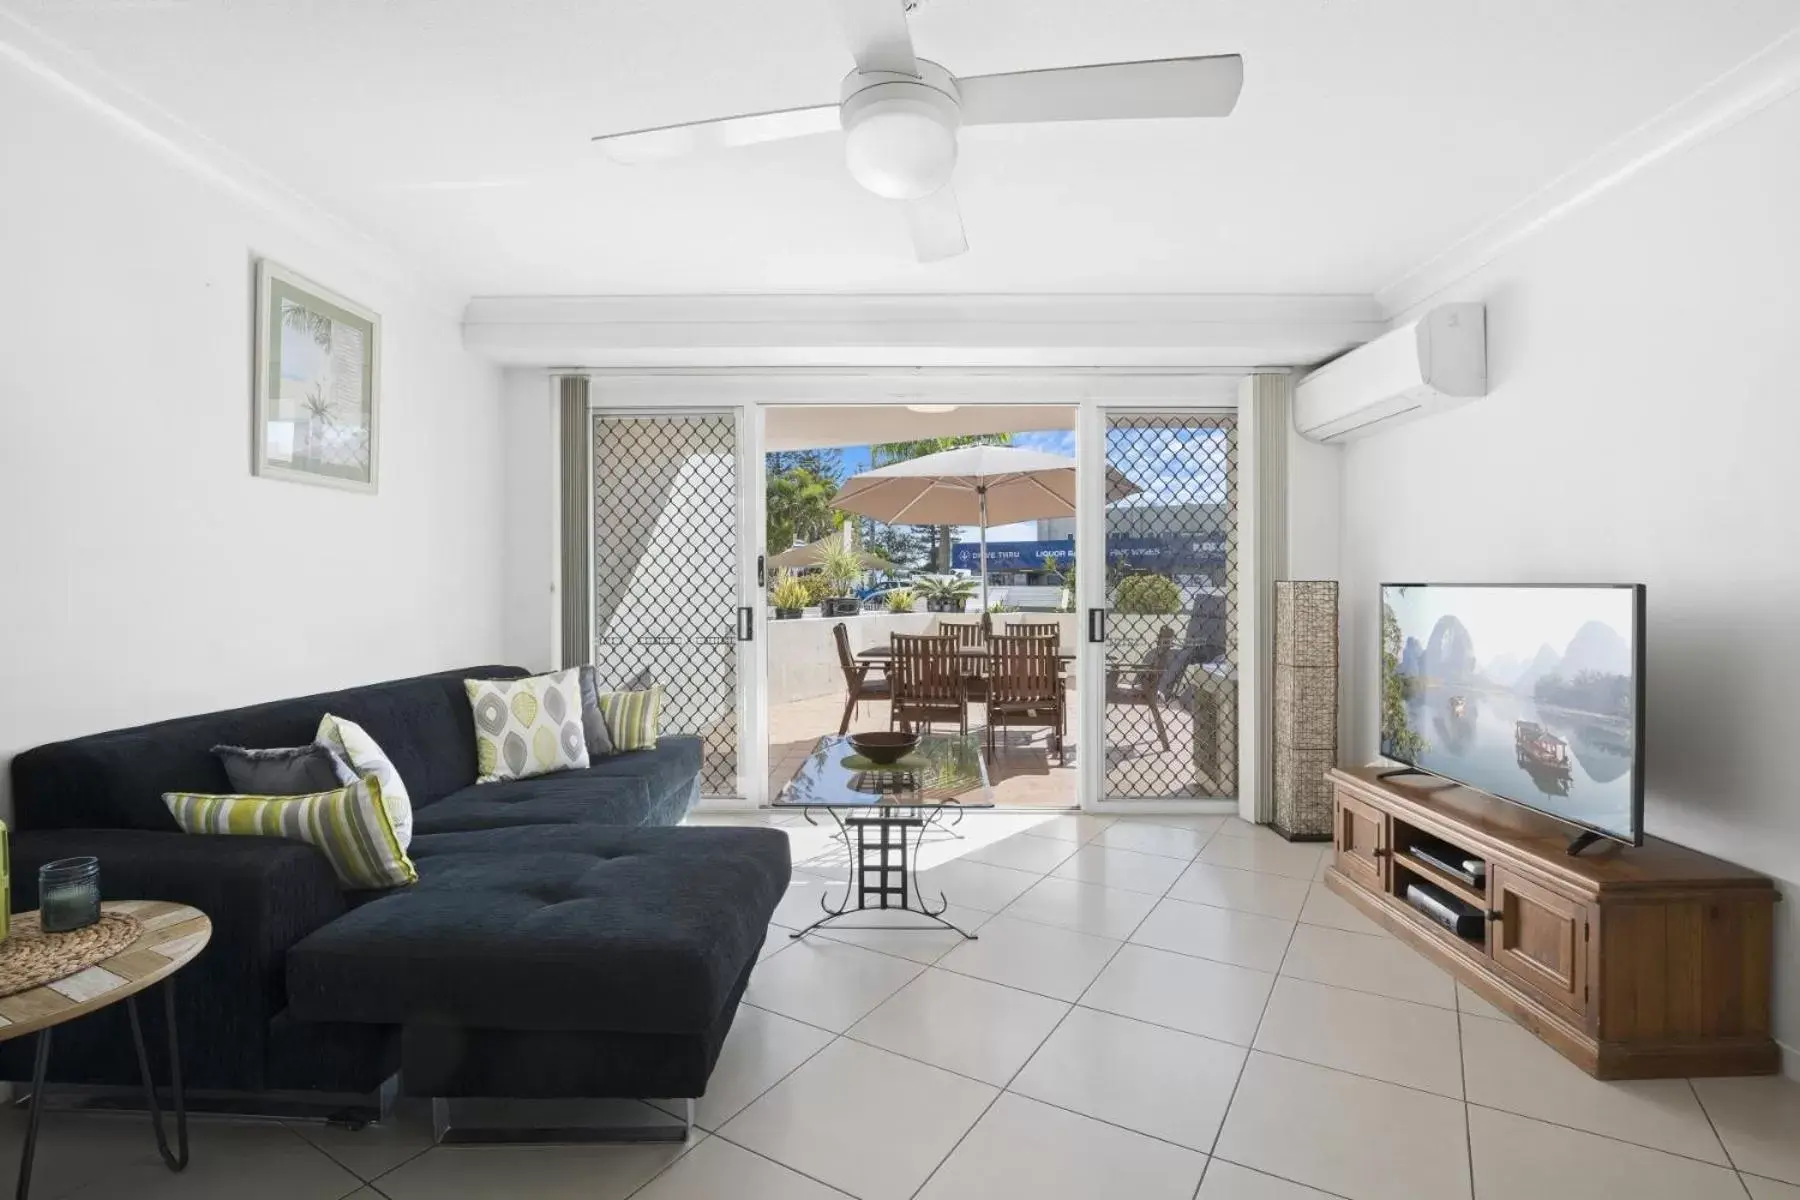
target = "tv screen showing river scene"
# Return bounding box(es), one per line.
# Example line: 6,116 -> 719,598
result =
1380,583 -> 1645,844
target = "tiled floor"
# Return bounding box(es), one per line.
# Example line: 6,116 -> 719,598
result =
10,810 -> 1799,1200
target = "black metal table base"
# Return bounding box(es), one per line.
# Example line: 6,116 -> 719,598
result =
788,806 -> 980,941
15,978 -> 188,1200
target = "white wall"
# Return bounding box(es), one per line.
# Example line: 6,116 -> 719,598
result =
0,57 -> 507,819
499,368 -> 558,672
1337,87 -> 1800,1065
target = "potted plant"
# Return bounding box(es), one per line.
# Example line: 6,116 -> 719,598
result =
818,542 -> 865,617
883,587 -> 917,614
916,574 -> 977,613
1114,573 -> 1182,614
770,569 -> 809,619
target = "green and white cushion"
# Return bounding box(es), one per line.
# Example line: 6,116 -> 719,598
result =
465,669 -> 590,783
316,713 -> 413,850
163,775 -> 415,890
596,687 -> 663,752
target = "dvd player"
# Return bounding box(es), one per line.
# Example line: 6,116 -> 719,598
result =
1405,881 -> 1487,940
1407,837 -> 1485,887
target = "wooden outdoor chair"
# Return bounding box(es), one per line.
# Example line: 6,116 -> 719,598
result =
1106,624 -> 1179,751
889,634 -> 967,734
987,634 -> 1066,764
1007,621 -> 1061,643
935,618 -> 989,701
833,621 -> 891,736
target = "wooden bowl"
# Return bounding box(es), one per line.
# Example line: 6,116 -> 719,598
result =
848,732 -> 920,765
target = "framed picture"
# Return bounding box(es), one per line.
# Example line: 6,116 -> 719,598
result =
253,260 -> 380,492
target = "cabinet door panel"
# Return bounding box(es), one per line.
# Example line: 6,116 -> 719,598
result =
1490,866 -> 1588,1013
1335,792 -> 1388,892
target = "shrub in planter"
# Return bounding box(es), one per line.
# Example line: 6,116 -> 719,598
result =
770,569 -> 809,619
1114,573 -> 1182,615
883,588 -> 916,613
798,573 -> 834,608
916,574 -> 976,613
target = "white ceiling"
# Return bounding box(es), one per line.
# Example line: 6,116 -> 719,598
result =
10,0 -> 1797,298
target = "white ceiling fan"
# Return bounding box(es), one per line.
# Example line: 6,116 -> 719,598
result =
590,0 -> 1243,262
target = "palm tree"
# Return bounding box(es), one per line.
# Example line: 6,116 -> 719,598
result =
281,299 -> 333,349
765,466 -> 840,550
867,433 -> 1012,571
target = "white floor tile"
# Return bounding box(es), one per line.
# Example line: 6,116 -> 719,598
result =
1016,813 -> 1115,843
1051,843 -> 1190,895
1081,943 -> 1276,1046
0,1110 -> 233,1200
1215,1052 -> 1471,1200
8,1115 -> 355,1200
1212,817 -> 1286,842
1138,813 -> 1230,837
1091,820 -> 1211,860
1254,976 -> 1463,1098
1168,862 -> 1311,921
1455,981 -> 1507,1021
1129,896 -> 1295,973
1468,1105 -> 1744,1200
1199,835 -> 1328,880
960,831 -> 1079,874
1461,1015 -> 1727,1163
1745,1176 -> 1800,1200
757,921 -> 792,962
373,1128 -> 697,1200
850,966 -> 1070,1086
916,1092 -> 1206,1200
769,873 -> 858,930
1280,922 -> 1456,1008
1298,880 -> 1388,937
1001,875 -> 1162,939
815,901 -> 994,965
1198,1160 -> 1346,1199
680,1003 -> 835,1129
937,915 -> 1121,1001
745,936 -> 922,1032
721,1039 -> 996,1200
287,1100 -> 436,1183
632,1135 -> 853,1200
1691,1075 -> 1800,1185
914,857 -> 1042,912
1011,1005 -> 1246,1151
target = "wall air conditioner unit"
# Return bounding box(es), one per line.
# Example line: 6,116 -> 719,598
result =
1294,303 -> 1486,443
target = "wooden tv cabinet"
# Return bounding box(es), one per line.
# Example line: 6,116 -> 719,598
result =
1324,766 -> 1779,1079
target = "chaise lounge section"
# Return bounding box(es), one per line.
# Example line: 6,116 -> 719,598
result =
2,666 -> 789,1133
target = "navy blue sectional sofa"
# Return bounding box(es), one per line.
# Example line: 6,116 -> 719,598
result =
2,667 -> 789,1118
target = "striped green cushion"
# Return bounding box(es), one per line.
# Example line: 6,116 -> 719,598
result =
163,775 -> 416,890
596,687 -> 663,752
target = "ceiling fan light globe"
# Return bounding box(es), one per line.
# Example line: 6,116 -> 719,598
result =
841,87 -> 960,200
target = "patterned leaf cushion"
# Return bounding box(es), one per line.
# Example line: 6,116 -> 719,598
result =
596,687 -> 663,752
317,714 -> 415,850
163,775 -> 416,890
465,669 -> 591,783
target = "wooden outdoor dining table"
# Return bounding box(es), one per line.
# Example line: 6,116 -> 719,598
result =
855,645 -> 1078,664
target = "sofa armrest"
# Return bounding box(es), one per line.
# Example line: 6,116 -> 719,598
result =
10,829 -> 348,1000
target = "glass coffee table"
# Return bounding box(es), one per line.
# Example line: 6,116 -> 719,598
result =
774,732 -> 994,941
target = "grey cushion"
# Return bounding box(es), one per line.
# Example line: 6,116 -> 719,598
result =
577,666 -> 615,759
213,743 -> 355,795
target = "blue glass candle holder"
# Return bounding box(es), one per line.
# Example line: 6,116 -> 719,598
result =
38,857 -> 100,933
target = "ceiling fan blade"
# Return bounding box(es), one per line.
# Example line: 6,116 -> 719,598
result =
592,104 -> 840,163
837,0 -> 918,76
960,54 -> 1243,125
904,184 -> 967,262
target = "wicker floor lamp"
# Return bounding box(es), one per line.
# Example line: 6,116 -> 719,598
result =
1273,581 -> 1339,842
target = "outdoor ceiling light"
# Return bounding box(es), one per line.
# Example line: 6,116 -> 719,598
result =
906,404 -> 957,414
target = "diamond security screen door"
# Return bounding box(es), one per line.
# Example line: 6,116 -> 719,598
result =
592,413 -> 742,796
1100,413 -> 1239,801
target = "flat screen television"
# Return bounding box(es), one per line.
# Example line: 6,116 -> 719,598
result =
1379,583 -> 1646,848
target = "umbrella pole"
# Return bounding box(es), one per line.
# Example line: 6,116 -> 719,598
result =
978,486 -> 989,615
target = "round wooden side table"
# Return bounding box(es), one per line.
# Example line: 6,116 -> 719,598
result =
0,901 -> 211,1200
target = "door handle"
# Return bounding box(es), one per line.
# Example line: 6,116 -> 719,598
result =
1088,608 -> 1108,643
737,607 -> 754,642
756,554 -> 765,590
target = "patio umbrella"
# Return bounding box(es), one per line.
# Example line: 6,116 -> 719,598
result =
767,531 -> 890,572
830,444 -> 1139,611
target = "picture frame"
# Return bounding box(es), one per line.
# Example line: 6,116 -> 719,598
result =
252,259 -> 381,492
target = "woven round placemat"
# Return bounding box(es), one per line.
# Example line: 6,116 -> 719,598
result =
0,912 -> 143,999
